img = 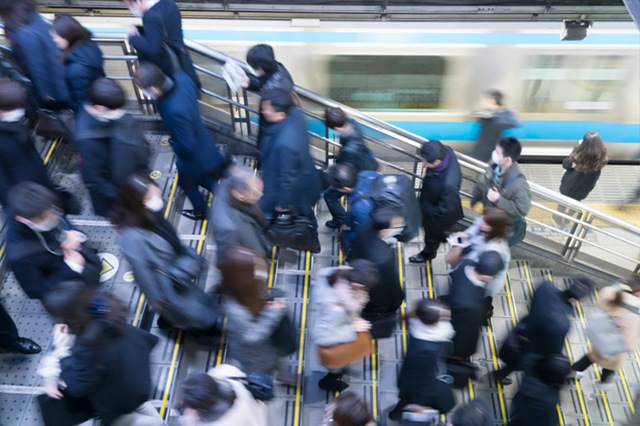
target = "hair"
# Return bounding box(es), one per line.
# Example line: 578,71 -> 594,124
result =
497,136 -> 522,163
261,89 -> 294,113
474,250 -> 504,278
109,173 -> 157,231
482,207 -> 508,242
564,277 -> 596,301
613,274 -> 640,306
331,392 -> 373,426
218,245 -> 267,318
570,131 -> 609,173
371,206 -> 403,232
9,182 -> 60,220
224,166 -> 256,195
246,44 -> 277,74
0,0 -> 35,31
533,355 -> 572,389
325,107 -> 347,129
88,78 -> 126,110
420,140 -> 446,163
133,61 -> 167,90
414,298 -> 449,326
53,14 -> 92,62
327,164 -> 358,190
482,89 -> 503,106
181,373 -> 236,421
0,78 -> 26,111
327,259 -> 380,292
450,399 -> 490,426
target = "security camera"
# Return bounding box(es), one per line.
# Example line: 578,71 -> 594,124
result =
561,20 -> 593,41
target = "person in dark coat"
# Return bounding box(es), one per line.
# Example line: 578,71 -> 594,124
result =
0,0 -> 70,107
126,0 -> 200,91
348,206 -> 405,338
510,355 -> 571,426
50,15 -> 105,113
552,131 -> 609,228
40,282 -> 159,426
5,182 -> 100,301
0,302 -> 41,354
389,299 -> 456,420
323,107 -> 377,229
258,89 -> 322,252
409,140 -> 464,263
446,251 -> 504,359
134,62 -> 231,221
74,78 -> 149,217
490,278 -> 594,384
468,89 -> 519,163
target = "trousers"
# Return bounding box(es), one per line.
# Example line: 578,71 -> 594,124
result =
179,173 -> 218,214
571,354 -> 615,383
0,303 -> 18,346
323,187 -> 348,223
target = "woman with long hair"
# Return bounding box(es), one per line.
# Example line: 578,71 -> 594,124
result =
50,14 -> 105,113
553,131 -> 609,228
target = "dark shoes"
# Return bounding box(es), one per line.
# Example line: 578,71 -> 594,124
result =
388,402 -> 405,421
2,338 -> 42,355
325,219 -> 344,230
408,252 -> 436,263
318,373 -> 349,392
181,210 -> 206,221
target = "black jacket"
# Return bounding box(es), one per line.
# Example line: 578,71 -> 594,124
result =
335,119 -> 377,173
510,375 -> 562,426
6,219 -> 101,300
247,62 -> 294,94
0,120 -> 56,208
74,109 -> 149,216
65,41 -> 105,113
157,73 -> 224,186
398,334 -> 456,413
559,154 -> 602,201
258,107 -> 322,215
445,260 -> 486,358
60,324 -> 159,426
420,146 -> 463,228
348,221 -> 404,317
469,108 -> 518,162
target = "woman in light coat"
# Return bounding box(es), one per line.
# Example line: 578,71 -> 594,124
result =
569,275 -> 640,391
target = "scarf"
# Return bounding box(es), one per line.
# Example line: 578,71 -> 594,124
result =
431,151 -> 450,173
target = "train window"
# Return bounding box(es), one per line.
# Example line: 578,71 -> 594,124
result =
521,55 -> 628,113
328,56 -> 445,110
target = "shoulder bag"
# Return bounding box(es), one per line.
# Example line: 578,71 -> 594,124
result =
317,330 -> 373,370
264,212 -> 314,249
230,372 -> 274,401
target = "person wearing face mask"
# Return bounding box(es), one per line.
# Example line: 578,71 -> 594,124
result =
124,0 -> 200,92
409,140 -> 463,264
111,174 -> 222,337
5,182 -> 101,302
470,137 -> 531,247
468,89 -> 519,163
389,299 -> 456,420
348,206 -> 405,339
133,62 -> 232,221
74,78 -> 149,217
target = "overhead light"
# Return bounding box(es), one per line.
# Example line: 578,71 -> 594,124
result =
561,20 -> 593,41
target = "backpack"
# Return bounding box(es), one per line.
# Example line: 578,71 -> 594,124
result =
585,308 -> 635,360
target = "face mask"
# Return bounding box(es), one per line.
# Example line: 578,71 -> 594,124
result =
144,195 -> 164,212
491,149 -> 502,166
0,108 -> 25,122
27,217 -> 59,233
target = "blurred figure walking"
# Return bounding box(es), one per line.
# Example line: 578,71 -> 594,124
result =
469,89 -> 519,163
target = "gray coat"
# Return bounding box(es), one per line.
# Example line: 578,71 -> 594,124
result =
120,227 -> 219,330
210,189 -> 269,259
312,267 -> 358,347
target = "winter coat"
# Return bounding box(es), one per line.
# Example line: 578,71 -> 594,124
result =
335,119 -> 377,172
348,221 -> 404,318
586,286 -> 640,371
342,170 -> 379,244
7,13 -> 70,102
120,224 -> 219,330
559,153 -> 602,201
6,218 -> 101,300
59,324 -> 158,426
224,297 -> 286,373
258,107 -> 322,215
471,163 -> 531,225
0,120 -> 56,208
445,261 -> 486,359
210,188 -> 269,259
420,146 -> 463,229
74,108 -> 149,217
469,108 -> 519,162
397,318 -> 456,413
64,41 -> 105,113
510,375 -> 562,426
157,72 -> 224,187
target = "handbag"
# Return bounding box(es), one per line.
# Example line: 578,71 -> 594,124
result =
367,311 -> 397,339
446,357 -> 478,389
585,308 -> 635,360
271,314 -> 298,356
264,212 -> 314,249
230,372 -> 274,401
498,323 -> 529,367
35,110 -> 74,139
317,331 -> 373,369
37,393 -> 95,426
163,246 -> 206,292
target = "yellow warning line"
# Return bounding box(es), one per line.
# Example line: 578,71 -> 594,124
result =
43,139 -> 58,165
160,330 -> 183,417
293,250 -> 312,426
0,243 -> 5,259
215,316 -> 227,366
372,339 -> 378,421
487,322 -> 508,423
268,245 -> 277,288
427,260 -> 433,299
397,242 -> 407,355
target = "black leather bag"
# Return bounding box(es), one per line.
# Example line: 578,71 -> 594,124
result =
35,110 -> 74,139
264,213 -> 314,249
498,323 -> 528,367
446,358 -> 478,389
365,311 -> 397,339
272,314 -> 298,356
164,246 -> 206,292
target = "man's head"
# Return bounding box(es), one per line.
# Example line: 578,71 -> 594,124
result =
124,0 -> 148,17
325,107 -> 349,134
326,164 -> 358,193
473,250 -> 504,282
133,62 -> 168,99
420,140 -> 447,169
246,44 -> 277,75
492,136 -> 522,169
0,78 -> 26,113
449,400 -> 490,426
9,182 -> 61,232
371,206 -> 404,239
564,277 -> 596,305
415,298 -> 451,327
261,89 -> 293,123
479,89 -> 503,110
87,78 -> 126,113
225,166 -> 264,205
180,373 -> 235,422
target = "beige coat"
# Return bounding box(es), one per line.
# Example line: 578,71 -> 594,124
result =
587,286 -> 640,371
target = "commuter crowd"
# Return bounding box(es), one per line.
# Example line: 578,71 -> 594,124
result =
0,1 -> 636,426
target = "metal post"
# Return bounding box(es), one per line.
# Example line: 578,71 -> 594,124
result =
243,89 -> 252,138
